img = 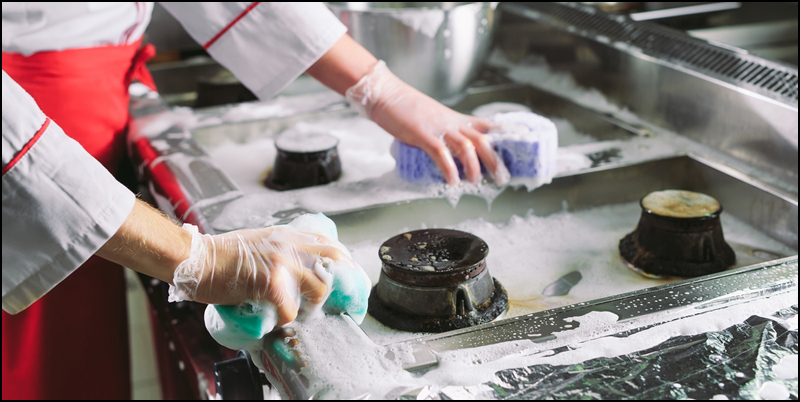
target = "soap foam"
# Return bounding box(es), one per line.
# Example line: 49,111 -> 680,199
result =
772,355 -> 799,380
759,381 -> 790,400
281,290 -> 797,399
205,108 -> 590,230
345,201 -> 797,345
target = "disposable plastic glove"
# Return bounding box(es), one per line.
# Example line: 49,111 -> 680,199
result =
168,222 -> 348,327
346,60 -> 510,186
173,215 -> 372,351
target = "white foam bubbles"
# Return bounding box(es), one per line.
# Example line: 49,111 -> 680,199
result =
772,354 -> 799,380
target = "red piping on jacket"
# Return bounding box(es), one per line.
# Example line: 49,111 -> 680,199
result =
3,118 -> 51,176
204,2 -> 260,49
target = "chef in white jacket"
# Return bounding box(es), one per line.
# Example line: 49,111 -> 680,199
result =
2,2 -> 505,399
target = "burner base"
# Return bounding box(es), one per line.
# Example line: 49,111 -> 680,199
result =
619,232 -> 735,277
367,278 -> 509,333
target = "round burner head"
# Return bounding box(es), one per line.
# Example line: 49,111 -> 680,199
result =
370,229 -> 507,333
620,190 -> 736,277
264,131 -> 341,191
642,190 -> 720,218
378,229 -> 489,287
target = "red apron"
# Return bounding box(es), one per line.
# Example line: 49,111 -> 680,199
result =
2,41 -> 155,400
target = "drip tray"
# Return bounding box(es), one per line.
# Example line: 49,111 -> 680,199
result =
328,155 -> 797,342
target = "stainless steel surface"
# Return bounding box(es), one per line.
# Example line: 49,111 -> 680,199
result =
499,2 -> 798,199
398,257 -> 797,371
327,2 -> 497,100
330,155 -> 798,251
634,2 -> 798,66
541,270 -> 583,296
418,305 -> 798,399
689,19 -> 798,65
630,2 -> 742,21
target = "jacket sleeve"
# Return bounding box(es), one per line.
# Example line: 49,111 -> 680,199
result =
2,70 -> 135,314
160,2 -> 347,101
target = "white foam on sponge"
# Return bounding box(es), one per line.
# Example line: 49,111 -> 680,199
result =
491,111 -> 558,142
488,111 -> 558,190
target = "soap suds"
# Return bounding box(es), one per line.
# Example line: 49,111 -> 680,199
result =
759,381 -> 790,400
269,290 -> 797,399
344,201 -> 796,345
772,354 -> 799,380
204,102 -> 598,230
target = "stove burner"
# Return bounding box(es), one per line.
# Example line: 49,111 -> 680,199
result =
619,190 -> 736,277
263,131 -> 341,191
368,229 -> 508,333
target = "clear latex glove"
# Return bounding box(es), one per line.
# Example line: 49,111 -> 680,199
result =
196,214 -> 372,351
168,223 -> 344,326
346,60 -> 510,186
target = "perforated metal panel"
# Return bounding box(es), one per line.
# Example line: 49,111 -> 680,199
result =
506,2 -> 798,104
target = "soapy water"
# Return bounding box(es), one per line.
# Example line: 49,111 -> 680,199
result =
207,105 -> 592,195
773,354 -> 799,380
347,201 -> 796,345
759,381 -> 791,400
206,111 -> 591,231
276,289 -> 798,399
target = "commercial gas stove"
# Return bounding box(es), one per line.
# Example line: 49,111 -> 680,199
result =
130,3 -> 797,399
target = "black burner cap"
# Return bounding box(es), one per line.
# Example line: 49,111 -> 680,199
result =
620,190 -> 736,277
263,131 -> 341,191
379,229 -> 489,287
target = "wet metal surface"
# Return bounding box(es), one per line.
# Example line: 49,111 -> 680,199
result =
542,271 -> 583,297
397,258 -> 797,372
401,305 -> 798,400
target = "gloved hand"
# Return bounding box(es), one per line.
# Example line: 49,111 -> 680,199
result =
346,60 -> 510,186
168,222 -> 350,327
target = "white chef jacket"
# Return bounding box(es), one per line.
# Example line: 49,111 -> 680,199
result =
2,2 -> 347,314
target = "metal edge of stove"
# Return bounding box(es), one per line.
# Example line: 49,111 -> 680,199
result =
497,2 -> 798,199
253,258 -> 797,400
501,2 -> 798,105
395,256 -> 798,372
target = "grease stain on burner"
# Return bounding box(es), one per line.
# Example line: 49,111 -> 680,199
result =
586,148 -> 622,167
370,229 -> 508,333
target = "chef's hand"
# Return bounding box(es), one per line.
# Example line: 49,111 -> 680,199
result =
305,35 -> 508,186
168,224 -> 340,326
345,61 -> 509,186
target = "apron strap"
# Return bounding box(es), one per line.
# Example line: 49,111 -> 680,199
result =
128,43 -> 157,91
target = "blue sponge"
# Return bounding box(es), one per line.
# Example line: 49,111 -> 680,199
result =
392,111 -> 558,185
